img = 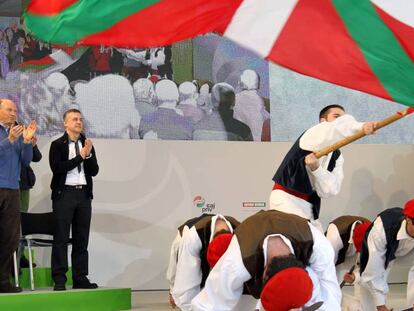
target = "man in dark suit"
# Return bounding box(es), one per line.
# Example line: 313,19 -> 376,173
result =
49,108 -> 99,291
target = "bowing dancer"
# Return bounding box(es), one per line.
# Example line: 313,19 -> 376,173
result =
192,210 -> 341,311
167,213 -> 239,310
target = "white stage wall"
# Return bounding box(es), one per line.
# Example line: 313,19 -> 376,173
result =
30,138 -> 414,289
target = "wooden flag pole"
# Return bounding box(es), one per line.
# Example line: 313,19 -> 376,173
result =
314,107 -> 414,159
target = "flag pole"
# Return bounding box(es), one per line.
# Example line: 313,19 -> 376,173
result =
340,264 -> 356,289
314,107 -> 414,159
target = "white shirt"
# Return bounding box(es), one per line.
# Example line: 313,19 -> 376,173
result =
270,114 -> 363,221
301,114 -> 363,199
299,114 -> 364,152
166,231 -> 181,291
326,221 -> 361,263
360,217 -> 414,306
191,223 -> 341,311
172,215 -> 235,311
326,221 -> 362,284
65,140 -> 86,186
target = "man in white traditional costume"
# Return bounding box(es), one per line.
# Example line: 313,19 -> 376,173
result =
167,213 -> 239,310
192,210 -> 341,311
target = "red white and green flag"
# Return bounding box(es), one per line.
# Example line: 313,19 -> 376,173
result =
19,45 -> 88,73
24,0 -> 414,107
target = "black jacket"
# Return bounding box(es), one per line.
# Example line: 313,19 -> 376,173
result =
49,132 -> 99,200
20,145 -> 42,190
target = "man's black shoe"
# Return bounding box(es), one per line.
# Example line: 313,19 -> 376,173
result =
0,283 -> 23,293
53,284 -> 66,291
73,279 -> 98,289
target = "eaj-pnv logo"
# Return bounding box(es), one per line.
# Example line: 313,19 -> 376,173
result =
193,195 -> 215,213
193,195 -> 206,208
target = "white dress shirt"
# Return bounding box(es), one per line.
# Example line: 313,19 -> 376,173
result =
65,140 -> 86,186
360,217 -> 414,306
172,215 -> 235,311
191,223 -> 341,311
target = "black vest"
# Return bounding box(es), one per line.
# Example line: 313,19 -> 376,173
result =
329,215 -> 370,265
177,214 -> 214,237
177,214 -> 240,288
272,134 -> 340,220
360,208 -> 404,274
235,210 -> 313,298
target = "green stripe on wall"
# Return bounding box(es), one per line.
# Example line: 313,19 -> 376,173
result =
24,0 -> 160,44
332,0 -> 414,106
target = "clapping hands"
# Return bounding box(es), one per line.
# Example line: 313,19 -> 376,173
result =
8,120 -> 37,144
80,139 -> 93,159
23,121 -> 37,143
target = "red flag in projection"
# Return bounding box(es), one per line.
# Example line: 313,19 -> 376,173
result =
24,0 -> 414,107
19,45 -> 89,73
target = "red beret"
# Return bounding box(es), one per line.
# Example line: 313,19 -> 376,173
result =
403,199 -> 414,218
207,233 -> 233,268
352,222 -> 371,253
149,75 -> 160,83
261,267 -> 313,311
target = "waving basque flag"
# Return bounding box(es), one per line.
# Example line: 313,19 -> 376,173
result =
24,0 -> 414,107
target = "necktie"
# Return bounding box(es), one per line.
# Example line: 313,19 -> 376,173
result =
74,140 -> 82,173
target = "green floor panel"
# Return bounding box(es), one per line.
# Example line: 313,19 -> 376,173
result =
0,287 -> 131,311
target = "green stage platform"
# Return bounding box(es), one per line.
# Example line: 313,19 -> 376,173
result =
0,287 -> 131,311
18,267 -> 72,288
